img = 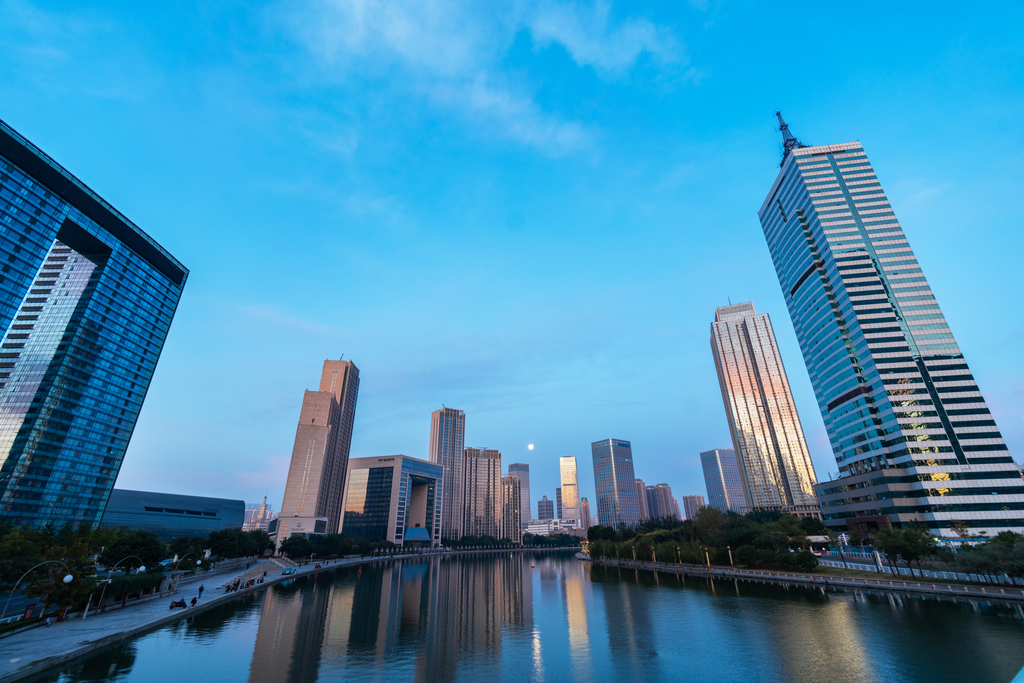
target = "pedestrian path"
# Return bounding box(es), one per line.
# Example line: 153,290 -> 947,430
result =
0,556 -> 356,683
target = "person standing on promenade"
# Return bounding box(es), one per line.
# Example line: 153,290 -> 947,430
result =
198,584 -> 204,600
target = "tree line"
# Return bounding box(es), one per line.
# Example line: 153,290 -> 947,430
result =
586,508 -> 827,573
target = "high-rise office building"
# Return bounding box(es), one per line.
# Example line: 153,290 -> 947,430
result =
634,479 -> 650,520
758,118 -> 1024,537
429,407 -> 465,540
591,439 -> 640,528
681,494 -> 705,521
712,302 -> 820,515
579,497 -> 591,530
700,448 -> 749,513
279,360 -> 360,536
673,497 -> 682,520
462,447 -> 502,538
537,495 -> 554,521
340,455 -> 442,547
559,456 -> 581,525
501,475 -> 522,543
508,462 -> 531,525
0,119 -> 187,527
555,487 -> 562,519
243,497 -> 276,532
646,483 -> 677,519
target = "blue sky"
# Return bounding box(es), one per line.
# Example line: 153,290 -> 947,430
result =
2,1 -> 1022,517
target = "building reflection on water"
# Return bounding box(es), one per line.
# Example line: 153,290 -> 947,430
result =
249,553 -> 532,682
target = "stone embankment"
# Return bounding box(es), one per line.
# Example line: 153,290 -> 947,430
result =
0,547 -> 575,683
588,556 -> 1024,604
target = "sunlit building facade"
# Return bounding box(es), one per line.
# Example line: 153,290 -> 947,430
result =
429,407 -> 465,540
340,455 -> 441,547
591,438 -> 640,528
500,475 -> 522,543
711,302 -> 820,514
243,497 -> 276,532
279,360 -> 360,539
559,456 -> 581,525
700,448 -> 749,513
0,119 -> 187,528
462,447 -> 501,539
507,462 -> 531,525
579,497 -> 591,530
758,126 -> 1024,537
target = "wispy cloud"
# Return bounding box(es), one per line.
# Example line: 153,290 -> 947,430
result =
277,0 -> 691,156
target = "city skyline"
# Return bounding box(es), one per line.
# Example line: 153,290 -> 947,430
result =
1,3 -> 1020,514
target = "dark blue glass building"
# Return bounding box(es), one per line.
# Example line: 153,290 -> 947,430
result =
101,489 -> 244,541
0,118 -> 187,527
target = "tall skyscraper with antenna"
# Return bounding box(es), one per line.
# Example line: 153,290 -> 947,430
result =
758,114 -> 1023,537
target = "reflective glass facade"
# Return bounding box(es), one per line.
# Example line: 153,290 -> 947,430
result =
711,302 -> 819,510
559,456 -> 581,525
759,138 -> 1024,536
0,119 -> 186,527
100,489 -> 244,541
429,407 -> 465,540
646,483 -> 678,519
590,439 -> 640,528
341,455 -> 442,546
700,448 -> 749,513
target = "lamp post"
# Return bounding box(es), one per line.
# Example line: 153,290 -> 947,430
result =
2,561 -> 74,622
91,556 -> 148,618
676,546 -> 681,565
173,554 -> 203,572
727,546 -> 734,568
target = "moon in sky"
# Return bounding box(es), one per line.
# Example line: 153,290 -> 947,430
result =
528,444 -> 534,450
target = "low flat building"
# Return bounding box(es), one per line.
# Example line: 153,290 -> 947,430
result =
340,455 -> 443,547
100,489 -> 244,541
269,515 -> 328,550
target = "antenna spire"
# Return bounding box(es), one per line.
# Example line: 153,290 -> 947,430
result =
776,110 -> 807,165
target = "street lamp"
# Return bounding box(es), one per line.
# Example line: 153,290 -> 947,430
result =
727,546 -> 734,568
2,561 -> 74,622
676,546 -> 681,565
90,556 -> 148,618
173,554 -> 203,571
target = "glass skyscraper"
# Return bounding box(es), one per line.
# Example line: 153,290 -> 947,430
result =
559,456 -> 581,525
711,302 -> 820,514
700,448 -> 749,513
758,119 -> 1024,537
0,118 -> 187,527
590,438 -> 640,528
429,407 -> 465,540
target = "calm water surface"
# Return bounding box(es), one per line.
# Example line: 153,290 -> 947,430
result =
36,551 -> 1024,683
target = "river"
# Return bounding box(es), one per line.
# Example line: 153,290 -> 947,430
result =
35,551 -> 1024,683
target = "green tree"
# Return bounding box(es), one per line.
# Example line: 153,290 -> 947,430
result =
98,529 -> 166,570
873,528 -> 907,575
280,536 -> 313,559
735,545 -> 758,567
168,536 -> 206,559
25,537 -> 97,619
826,531 -> 848,569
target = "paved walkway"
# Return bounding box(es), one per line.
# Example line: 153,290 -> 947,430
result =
0,556 -> 360,683
592,557 -> 1024,603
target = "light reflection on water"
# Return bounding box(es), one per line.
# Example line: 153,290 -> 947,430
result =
39,551 -> 1024,683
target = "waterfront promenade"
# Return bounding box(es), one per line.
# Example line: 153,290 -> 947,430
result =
0,547 -> 577,683
0,556 -> 355,683
590,556 -> 1024,604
